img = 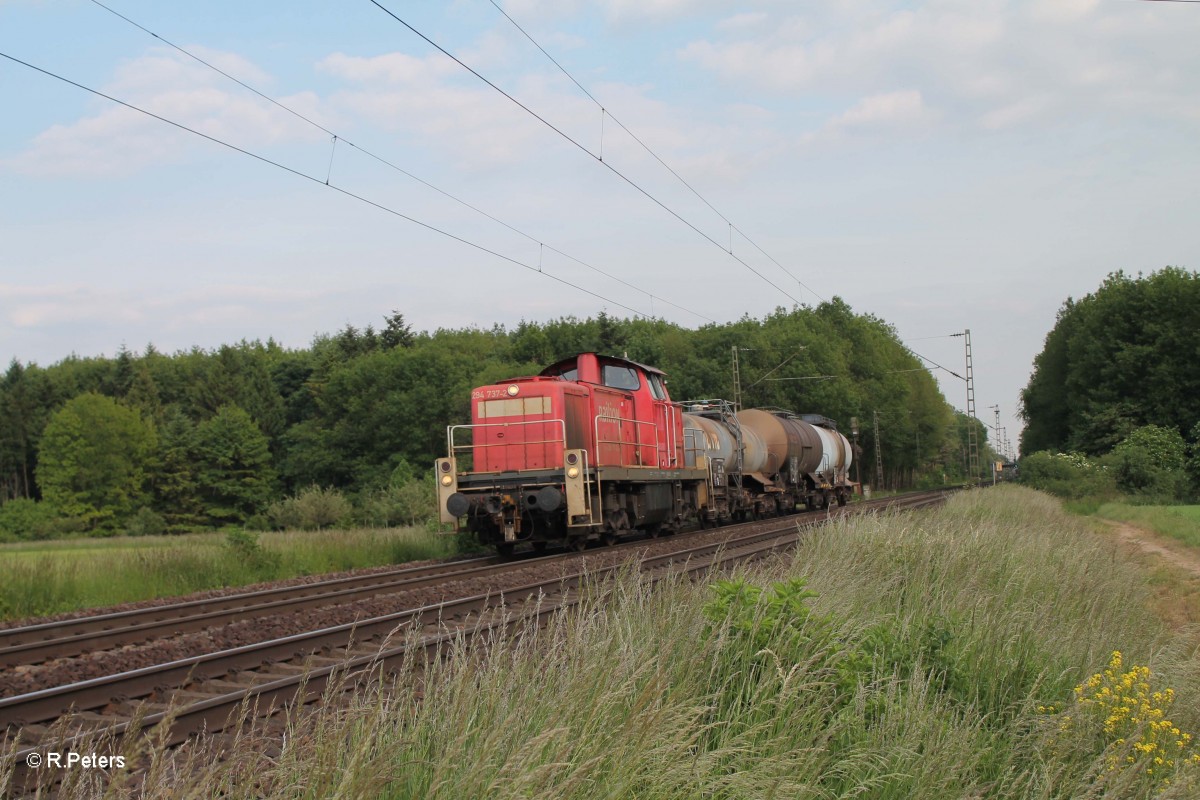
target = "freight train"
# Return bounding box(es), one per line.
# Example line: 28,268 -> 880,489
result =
436,353 -> 854,554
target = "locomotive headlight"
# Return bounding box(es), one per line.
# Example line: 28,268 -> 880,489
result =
566,466 -> 579,479
506,384 -> 520,396
440,474 -> 453,486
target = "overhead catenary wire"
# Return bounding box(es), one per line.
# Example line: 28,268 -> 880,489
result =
367,0 -> 806,307
485,0 -> 826,304
0,49 -> 651,319
84,0 -> 713,324
903,347 -> 966,382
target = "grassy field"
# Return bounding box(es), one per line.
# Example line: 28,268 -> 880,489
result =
1091,503 -> 1200,549
0,527 -> 455,622
31,485 -> 1200,799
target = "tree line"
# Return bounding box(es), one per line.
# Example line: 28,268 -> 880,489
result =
1019,267 -> 1200,501
0,301 -> 987,539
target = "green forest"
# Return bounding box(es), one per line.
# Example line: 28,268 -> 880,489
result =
0,300 -> 988,540
1019,267 -> 1200,503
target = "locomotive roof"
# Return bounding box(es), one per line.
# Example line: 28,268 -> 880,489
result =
539,353 -> 667,378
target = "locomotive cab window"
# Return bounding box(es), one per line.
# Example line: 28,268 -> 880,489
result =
557,367 -> 578,381
602,365 -> 640,391
648,373 -> 667,400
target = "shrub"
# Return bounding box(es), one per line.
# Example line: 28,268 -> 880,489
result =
223,529 -> 280,573
1018,451 -> 1116,499
360,477 -> 435,528
1108,425 -> 1190,502
0,498 -> 60,541
1188,421 -> 1200,492
124,507 -> 167,537
267,485 -> 351,531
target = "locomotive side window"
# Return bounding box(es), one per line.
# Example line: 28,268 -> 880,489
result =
602,365 -> 640,391
559,367 -> 578,381
647,373 -> 667,400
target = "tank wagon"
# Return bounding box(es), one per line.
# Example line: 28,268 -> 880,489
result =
436,353 -> 854,553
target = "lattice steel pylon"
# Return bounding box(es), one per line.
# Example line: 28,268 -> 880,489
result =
873,409 -> 884,490
963,329 -> 979,482
731,345 -> 742,411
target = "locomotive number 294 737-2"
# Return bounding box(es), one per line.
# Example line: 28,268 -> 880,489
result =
471,388 -> 512,400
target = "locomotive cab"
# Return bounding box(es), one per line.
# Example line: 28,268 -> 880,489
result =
540,353 -> 683,471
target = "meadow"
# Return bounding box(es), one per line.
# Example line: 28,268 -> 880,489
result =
30,485 -> 1200,799
0,527 -> 454,622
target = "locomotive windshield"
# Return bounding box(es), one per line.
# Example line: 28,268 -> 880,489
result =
647,373 -> 667,400
602,364 -> 640,391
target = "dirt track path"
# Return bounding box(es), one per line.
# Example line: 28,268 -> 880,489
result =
1099,519 -> 1200,629
1104,520 -> 1200,579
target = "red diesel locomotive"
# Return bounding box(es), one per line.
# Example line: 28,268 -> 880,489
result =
436,353 -> 853,553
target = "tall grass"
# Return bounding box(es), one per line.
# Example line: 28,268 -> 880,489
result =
31,485 -> 1200,799
0,527 -> 454,621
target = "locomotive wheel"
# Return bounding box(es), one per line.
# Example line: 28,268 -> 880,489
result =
645,523 -> 663,539
532,541 -> 548,552
497,542 -> 516,557
569,537 -> 587,552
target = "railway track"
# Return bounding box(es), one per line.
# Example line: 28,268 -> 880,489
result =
2,487 -> 957,794
0,555 -> 511,668
0,488 -> 954,673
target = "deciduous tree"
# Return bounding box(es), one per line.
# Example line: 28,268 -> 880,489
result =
37,393 -> 157,529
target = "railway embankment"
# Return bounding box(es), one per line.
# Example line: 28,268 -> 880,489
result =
5,485 -> 1199,798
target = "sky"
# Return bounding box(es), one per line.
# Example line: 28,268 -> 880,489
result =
2,0 -> 1199,453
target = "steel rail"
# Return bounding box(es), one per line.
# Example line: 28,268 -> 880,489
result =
0,556 -> 510,667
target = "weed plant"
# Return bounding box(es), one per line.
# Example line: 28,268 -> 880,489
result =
27,485 -> 1200,799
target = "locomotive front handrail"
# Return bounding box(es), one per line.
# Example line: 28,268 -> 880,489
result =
663,403 -> 680,467
447,419 -> 568,473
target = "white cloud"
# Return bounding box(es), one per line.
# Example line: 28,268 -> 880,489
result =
793,90 -> 934,149
716,12 -> 768,32
318,51 -> 459,85
319,48 -> 775,180
502,0 -> 717,24
1029,0 -> 1099,24
4,48 -> 327,176
979,95 -> 1050,130
678,1 -> 1200,135
830,90 -> 928,130
3,282 -> 324,330
600,0 -> 702,22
